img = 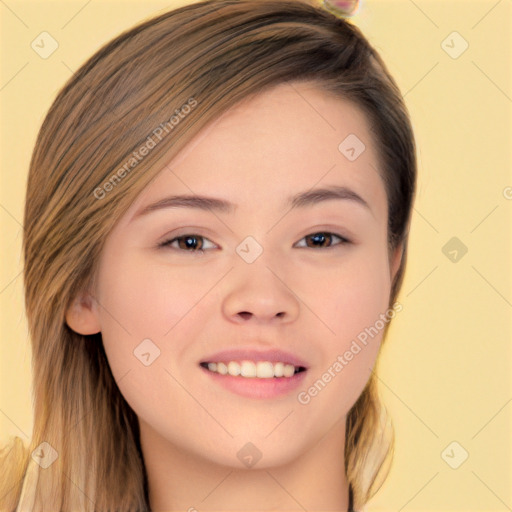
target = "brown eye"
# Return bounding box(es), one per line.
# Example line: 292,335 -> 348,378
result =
176,235 -> 203,251
159,234 -> 215,253
306,232 -> 331,248
296,232 -> 351,249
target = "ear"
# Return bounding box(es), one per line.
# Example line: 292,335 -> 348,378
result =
65,291 -> 101,335
390,243 -> 404,283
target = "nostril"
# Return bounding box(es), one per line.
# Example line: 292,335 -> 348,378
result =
238,312 -> 252,320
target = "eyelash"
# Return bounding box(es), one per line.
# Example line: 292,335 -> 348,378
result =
158,231 -> 351,254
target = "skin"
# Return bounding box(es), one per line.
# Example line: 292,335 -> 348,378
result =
66,81 -> 402,511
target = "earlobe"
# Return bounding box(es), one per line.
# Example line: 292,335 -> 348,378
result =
65,292 -> 101,335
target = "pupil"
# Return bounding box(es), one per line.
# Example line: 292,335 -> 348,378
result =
182,236 -> 200,250
311,232 -> 329,247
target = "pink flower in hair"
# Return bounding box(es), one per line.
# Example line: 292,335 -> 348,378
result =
323,0 -> 360,17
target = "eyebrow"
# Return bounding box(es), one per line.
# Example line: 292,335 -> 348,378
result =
132,185 -> 373,220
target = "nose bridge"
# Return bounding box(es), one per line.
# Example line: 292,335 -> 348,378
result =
221,237 -> 300,323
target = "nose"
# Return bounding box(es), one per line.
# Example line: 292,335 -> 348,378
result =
221,259 -> 300,325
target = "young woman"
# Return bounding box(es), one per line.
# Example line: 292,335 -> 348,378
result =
0,0 -> 416,510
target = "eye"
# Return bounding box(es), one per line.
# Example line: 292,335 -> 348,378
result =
294,231 -> 351,249
158,234 -> 216,253
158,231 -> 351,254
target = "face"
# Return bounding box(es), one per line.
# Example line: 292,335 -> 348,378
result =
69,81 -> 402,470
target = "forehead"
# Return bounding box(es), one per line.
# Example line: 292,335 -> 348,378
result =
123,81 -> 386,222
171,81 -> 377,170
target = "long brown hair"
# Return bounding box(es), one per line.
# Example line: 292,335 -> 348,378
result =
0,1 -> 416,509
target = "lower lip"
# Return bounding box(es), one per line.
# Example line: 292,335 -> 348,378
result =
199,365 -> 308,399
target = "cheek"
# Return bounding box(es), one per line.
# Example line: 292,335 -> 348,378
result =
309,246 -> 392,342
97,250 -> 208,330
298,248 -> 392,410
335,253 -> 391,338
94,250 -> 211,376
93,251 -> 215,438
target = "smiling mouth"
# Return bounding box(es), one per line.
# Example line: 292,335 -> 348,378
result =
199,360 -> 307,379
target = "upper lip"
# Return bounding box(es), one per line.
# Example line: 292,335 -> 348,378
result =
200,348 -> 309,369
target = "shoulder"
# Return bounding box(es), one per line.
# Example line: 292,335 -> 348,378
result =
0,437 -> 35,511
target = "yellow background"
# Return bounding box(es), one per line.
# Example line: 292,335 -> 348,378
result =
1,1 -> 510,510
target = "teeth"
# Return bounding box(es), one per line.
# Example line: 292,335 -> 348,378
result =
227,361 -> 241,376
205,360 -> 302,378
273,362 -> 284,377
257,361 -> 276,378
284,363 -> 297,377
241,361 -> 257,377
